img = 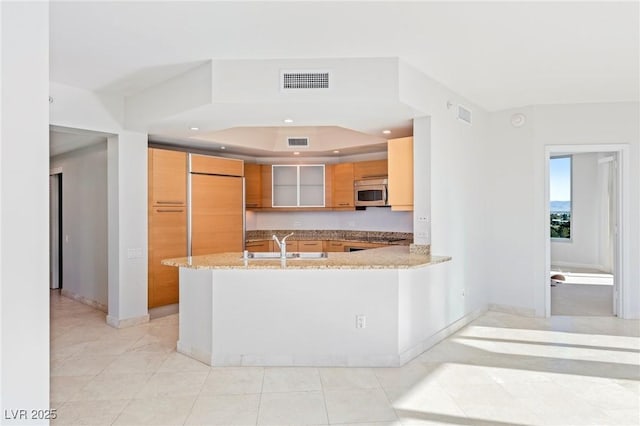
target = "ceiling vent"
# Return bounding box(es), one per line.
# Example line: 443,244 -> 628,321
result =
457,104 -> 472,125
281,70 -> 330,90
287,137 -> 309,148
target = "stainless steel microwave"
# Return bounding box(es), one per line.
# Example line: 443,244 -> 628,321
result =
354,178 -> 389,207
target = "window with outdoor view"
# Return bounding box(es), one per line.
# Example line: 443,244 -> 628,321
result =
550,156 -> 572,239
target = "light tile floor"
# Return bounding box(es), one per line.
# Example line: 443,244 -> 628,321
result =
50,291 -> 640,426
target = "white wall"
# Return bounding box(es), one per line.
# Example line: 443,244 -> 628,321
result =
550,152 -> 601,269
50,142 -> 109,308
107,132 -> 149,327
50,83 -> 150,327
248,208 -> 413,232
487,102 -> 640,318
0,0 -> 50,419
399,61 -> 492,316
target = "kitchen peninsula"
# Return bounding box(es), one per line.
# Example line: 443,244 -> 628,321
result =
163,246 -> 453,367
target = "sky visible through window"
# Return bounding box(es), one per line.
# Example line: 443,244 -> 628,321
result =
550,156 -> 571,203
550,156 -> 571,239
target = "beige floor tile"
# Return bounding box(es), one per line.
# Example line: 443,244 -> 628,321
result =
324,388 -> 398,424
184,394 -> 260,426
112,396 -> 196,426
52,399 -> 129,426
374,361 -> 432,390
319,367 -> 380,390
68,372 -> 152,401
457,403 -> 542,426
157,352 -> 211,373
50,354 -> 118,377
384,382 -> 466,420
78,337 -> 139,356
101,352 -> 169,375
257,390 -> 328,425
201,367 -> 264,395
262,367 -> 322,393
136,371 -> 208,398
50,375 -> 94,405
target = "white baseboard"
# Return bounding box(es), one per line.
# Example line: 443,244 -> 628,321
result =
398,306 -> 488,365
60,289 -> 107,313
489,303 -> 537,317
106,313 -> 149,329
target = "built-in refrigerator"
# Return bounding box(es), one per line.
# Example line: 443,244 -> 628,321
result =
189,163 -> 245,256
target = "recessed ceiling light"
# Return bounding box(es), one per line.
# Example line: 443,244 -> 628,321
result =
283,118 -> 294,124
333,150 -> 340,154
190,126 -> 199,131
293,151 -> 300,155
382,129 -> 391,135
220,146 -> 226,150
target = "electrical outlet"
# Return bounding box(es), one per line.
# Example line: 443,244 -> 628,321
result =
356,315 -> 367,329
348,221 -> 356,227
294,221 -> 302,228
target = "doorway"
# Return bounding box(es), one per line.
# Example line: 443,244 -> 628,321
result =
50,172 -> 62,290
544,144 -> 629,318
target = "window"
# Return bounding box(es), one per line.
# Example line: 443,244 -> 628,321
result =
550,156 -> 572,239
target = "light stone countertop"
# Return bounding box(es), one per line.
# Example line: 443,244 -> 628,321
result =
161,245 -> 451,270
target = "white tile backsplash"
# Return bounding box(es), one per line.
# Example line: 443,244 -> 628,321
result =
247,208 -> 412,232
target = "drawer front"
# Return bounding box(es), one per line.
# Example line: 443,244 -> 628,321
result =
297,240 -> 323,252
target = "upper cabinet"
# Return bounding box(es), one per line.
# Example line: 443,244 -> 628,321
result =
191,154 -> 243,177
388,136 -> 413,211
332,162 -> 355,209
244,163 -> 262,208
149,148 -> 187,206
353,159 -> 388,180
272,165 -> 325,208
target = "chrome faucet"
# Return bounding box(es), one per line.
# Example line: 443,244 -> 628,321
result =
272,232 -> 294,259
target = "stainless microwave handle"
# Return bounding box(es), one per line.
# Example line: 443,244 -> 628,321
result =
383,185 -> 388,204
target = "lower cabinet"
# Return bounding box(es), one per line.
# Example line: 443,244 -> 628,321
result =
245,240 -> 272,252
324,240 -> 347,252
297,240 -> 323,252
148,206 -> 187,308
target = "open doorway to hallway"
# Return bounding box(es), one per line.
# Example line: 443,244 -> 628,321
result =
545,146 -> 627,317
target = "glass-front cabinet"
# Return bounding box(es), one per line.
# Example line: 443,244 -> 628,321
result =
272,165 -> 325,207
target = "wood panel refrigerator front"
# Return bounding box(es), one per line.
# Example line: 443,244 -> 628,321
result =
148,148 -> 187,308
191,174 -> 244,256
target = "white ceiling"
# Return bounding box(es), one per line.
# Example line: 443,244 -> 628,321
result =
49,1 -> 639,153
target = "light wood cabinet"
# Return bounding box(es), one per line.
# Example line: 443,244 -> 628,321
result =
261,165 -> 272,208
191,154 -> 243,177
297,240 -> 323,252
388,136 -> 413,211
149,148 -> 187,206
353,159 -> 388,180
191,174 -> 244,256
148,206 -> 186,308
148,148 -> 188,308
245,240 -> 272,252
285,240 -> 298,252
332,163 -> 355,209
324,240 -> 347,252
244,163 -> 262,208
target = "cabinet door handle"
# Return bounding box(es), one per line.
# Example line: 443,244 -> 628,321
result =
302,243 -> 317,246
156,209 -> 184,213
156,200 -> 184,204
338,203 -> 349,206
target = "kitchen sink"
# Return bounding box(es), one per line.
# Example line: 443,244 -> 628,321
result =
244,251 -> 328,259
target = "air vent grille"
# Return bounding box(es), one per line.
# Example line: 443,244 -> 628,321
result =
287,137 -> 309,147
282,71 -> 330,89
457,105 -> 472,125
